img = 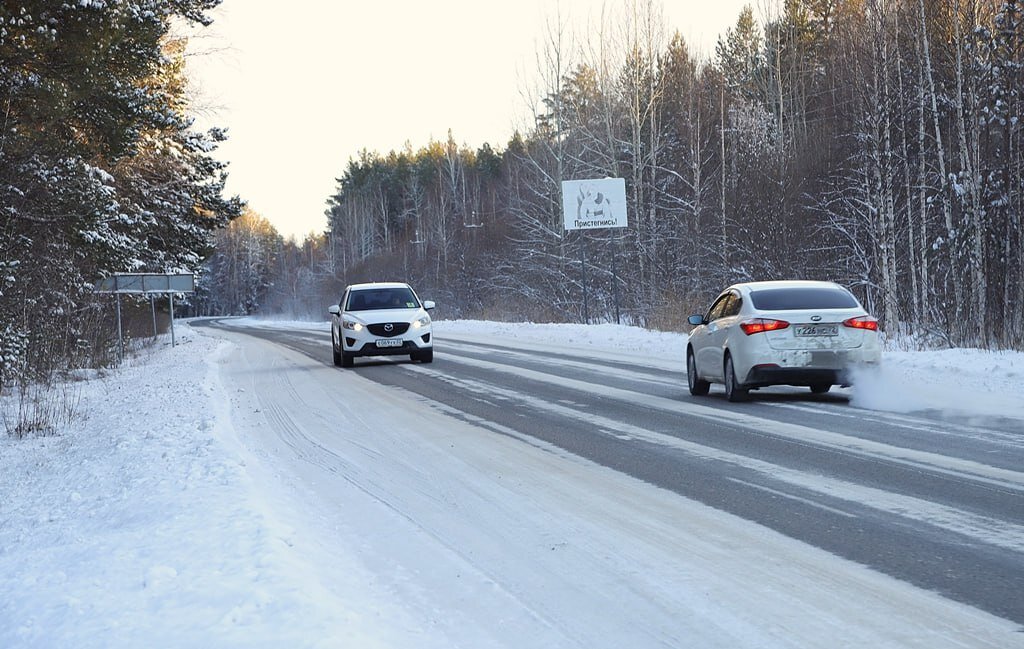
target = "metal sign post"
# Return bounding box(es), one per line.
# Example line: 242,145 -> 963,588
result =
116,293 -> 124,361
169,291 -> 176,347
611,234 -> 621,324
581,234 -> 590,324
561,178 -> 628,324
94,273 -> 195,357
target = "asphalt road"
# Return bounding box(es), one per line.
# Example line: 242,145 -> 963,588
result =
194,318 -> 1024,627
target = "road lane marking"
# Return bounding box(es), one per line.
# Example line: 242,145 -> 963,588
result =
726,478 -> 860,519
407,363 -> 1024,553
440,339 -> 681,388
417,352 -> 1024,493
767,401 -> 1024,446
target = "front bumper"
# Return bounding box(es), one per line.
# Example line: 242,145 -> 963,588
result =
344,332 -> 432,357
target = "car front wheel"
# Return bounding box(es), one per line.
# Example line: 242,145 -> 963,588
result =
687,349 -> 710,396
332,332 -> 343,367
724,354 -> 748,402
412,349 -> 433,363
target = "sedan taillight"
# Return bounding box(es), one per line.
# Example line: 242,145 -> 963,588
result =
740,318 -> 790,335
843,315 -> 879,331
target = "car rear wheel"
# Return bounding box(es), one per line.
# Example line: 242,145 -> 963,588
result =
724,354 -> 748,402
810,383 -> 831,394
687,349 -> 710,396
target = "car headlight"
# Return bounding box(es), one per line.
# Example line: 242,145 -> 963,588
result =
342,319 -> 363,332
411,315 -> 431,329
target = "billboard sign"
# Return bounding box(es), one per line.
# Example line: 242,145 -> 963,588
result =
562,177 -> 628,231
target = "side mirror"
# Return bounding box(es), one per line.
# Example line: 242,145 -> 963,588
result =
328,305 -> 341,316
423,300 -> 435,310
687,314 -> 705,326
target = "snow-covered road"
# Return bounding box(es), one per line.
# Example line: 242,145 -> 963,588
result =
2,319 -> 1022,648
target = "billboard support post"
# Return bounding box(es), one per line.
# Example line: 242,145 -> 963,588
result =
612,235 -> 621,325
581,234 -> 590,324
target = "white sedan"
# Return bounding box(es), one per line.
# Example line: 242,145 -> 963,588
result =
686,280 -> 881,401
328,282 -> 435,367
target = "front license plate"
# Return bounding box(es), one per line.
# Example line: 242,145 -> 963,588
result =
375,338 -> 403,348
794,324 -> 838,337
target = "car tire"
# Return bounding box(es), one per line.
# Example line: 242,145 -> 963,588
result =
341,350 -> 354,368
332,332 -> 343,367
724,354 -> 748,402
687,349 -> 710,396
413,349 -> 433,363
810,383 -> 831,394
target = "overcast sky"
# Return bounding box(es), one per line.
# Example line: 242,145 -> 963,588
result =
185,0 -> 750,240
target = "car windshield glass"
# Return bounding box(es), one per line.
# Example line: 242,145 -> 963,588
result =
748,287 -> 859,310
347,287 -> 419,311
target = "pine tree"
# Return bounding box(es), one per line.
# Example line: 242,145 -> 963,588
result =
0,0 -> 238,393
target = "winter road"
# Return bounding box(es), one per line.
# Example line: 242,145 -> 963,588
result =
194,318 -> 1024,636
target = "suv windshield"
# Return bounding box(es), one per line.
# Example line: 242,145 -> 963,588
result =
749,287 -> 859,310
346,287 -> 419,311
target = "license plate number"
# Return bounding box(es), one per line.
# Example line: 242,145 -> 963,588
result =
794,324 -> 838,337
375,338 -> 403,348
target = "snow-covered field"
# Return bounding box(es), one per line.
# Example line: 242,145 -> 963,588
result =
1,318 -> 1022,648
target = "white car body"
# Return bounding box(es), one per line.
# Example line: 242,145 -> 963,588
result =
328,282 -> 435,367
686,280 -> 881,401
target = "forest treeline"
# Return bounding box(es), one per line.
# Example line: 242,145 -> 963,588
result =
4,0 -> 1024,418
208,0 -> 1023,350
0,1 -> 240,412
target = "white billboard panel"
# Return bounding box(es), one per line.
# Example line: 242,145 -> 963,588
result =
562,177 -> 628,231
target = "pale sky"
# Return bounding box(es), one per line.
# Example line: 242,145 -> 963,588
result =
185,0 -> 751,240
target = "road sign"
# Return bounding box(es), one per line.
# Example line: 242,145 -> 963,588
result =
94,273 -> 195,353
562,177 -> 628,231
94,273 -> 194,293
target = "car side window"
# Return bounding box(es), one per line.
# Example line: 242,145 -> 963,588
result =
706,295 -> 730,322
722,293 -> 742,317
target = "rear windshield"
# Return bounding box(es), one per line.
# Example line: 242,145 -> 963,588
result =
346,287 -> 419,311
748,287 -> 859,310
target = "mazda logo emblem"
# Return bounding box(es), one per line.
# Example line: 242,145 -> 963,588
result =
384,323 -> 393,332
811,315 -> 822,322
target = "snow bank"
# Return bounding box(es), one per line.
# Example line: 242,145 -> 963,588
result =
0,328 -> 352,649
849,348 -> 1024,421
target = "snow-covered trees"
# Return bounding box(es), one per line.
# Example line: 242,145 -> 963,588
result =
315,0 -> 1022,349
0,1 -> 241,399
194,209 -> 280,316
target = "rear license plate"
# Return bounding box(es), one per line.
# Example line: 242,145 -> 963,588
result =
794,324 -> 838,337
375,338 -> 403,348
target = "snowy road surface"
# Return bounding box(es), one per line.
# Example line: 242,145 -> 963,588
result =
2,318 -> 1023,648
